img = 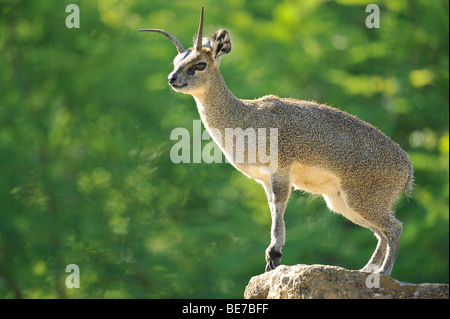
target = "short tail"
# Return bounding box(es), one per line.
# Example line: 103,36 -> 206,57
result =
404,161 -> 415,198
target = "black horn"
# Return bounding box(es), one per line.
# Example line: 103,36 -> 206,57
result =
138,29 -> 185,54
195,6 -> 204,51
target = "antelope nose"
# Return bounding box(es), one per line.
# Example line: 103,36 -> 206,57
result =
168,72 -> 177,84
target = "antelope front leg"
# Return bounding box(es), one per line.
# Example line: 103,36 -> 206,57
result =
264,174 -> 291,272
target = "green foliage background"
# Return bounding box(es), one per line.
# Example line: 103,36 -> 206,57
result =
0,0 -> 448,298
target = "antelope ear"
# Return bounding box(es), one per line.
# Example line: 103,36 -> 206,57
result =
200,37 -> 211,49
193,37 -> 211,50
211,29 -> 232,60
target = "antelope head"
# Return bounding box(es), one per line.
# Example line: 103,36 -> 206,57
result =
139,7 -> 232,95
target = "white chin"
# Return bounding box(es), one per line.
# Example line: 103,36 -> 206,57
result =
170,84 -> 187,91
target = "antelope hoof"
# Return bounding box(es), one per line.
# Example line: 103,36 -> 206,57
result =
265,258 -> 281,272
265,247 -> 282,272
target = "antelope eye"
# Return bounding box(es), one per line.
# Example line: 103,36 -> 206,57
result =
195,62 -> 207,70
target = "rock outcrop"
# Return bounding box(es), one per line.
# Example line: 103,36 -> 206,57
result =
244,264 -> 449,299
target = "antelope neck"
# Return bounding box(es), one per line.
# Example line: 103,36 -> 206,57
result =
192,71 -> 247,130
